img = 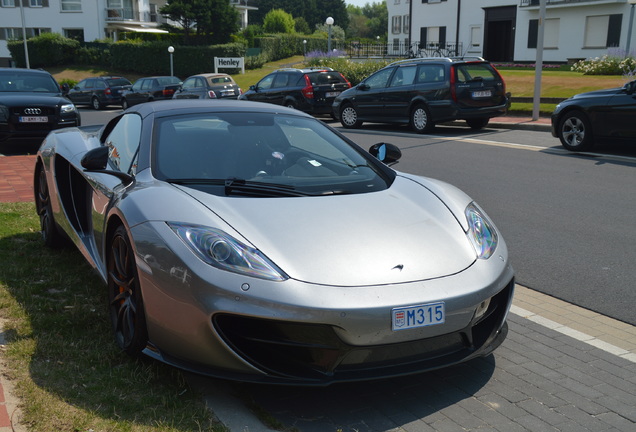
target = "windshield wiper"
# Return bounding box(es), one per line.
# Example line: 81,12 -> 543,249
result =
166,177 -> 316,197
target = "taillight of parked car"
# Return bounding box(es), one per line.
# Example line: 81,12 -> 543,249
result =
449,67 -> 457,103
301,75 -> 314,99
163,88 -> 175,97
105,88 -> 112,96
208,90 -> 217,98
339,73 -> 352,88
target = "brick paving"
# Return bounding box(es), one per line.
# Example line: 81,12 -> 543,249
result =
0,155 -> 36,203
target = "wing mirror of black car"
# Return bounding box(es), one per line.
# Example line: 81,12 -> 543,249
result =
81,146 -> 133,185
623,80 -> 636,95
250,85 -> 257,91
357,83 -> 370,91
60,83 -> 69,95
369,142 -> 401,165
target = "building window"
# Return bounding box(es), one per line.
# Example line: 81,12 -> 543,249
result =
392,16 -> 401,34
1,0 -> 16,7
419,26 -> 446,48
403,15 -> 409,34
64,28 -> 84,41
61,0 -> 81,12
30,0 -> 43,6
470,26 -> 481,47
528,18 -> 560,49
584,15 -> 622,48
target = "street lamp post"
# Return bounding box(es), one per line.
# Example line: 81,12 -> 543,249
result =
325,17 -> 334,52
627,0 -> 636,57
303,39 -> 307,57
168,46 -> 174,76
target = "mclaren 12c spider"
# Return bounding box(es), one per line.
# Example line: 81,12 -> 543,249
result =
34,100 -> 514,385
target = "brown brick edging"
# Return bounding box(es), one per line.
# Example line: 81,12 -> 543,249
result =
0,155 -> 36,204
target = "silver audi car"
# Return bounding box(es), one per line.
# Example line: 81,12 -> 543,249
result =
34,99 -> 514,385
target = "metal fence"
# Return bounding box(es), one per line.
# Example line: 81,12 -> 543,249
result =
332,41 -> 464,59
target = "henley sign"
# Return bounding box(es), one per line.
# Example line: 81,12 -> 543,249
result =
214,57 -> 245,74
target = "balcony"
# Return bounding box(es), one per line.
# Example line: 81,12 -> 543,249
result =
106,8 -> 158,23
520,0 -> 622,7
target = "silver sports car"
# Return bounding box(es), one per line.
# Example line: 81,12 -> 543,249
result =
34,100 -> 514,385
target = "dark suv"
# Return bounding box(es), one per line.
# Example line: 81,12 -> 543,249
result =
0,68 -> 81,145
66,76 -> 132,110
239,67 -> 351,115
332,57 -> 509,133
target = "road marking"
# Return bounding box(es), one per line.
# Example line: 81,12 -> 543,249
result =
510,305 -> 636,364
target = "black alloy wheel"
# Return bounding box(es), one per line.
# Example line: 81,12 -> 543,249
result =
108,225 -> 148,356
35,166 -> 63,248
91,96 -> 103,110
558,110 -> 593,151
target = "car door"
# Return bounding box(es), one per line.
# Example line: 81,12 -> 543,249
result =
175,77 -> 204,99
247,73 -> 277,104
89,113 -> 142,267
70,78 -> 92,105
127,79 -> 145,105
383,65 -> 417,119
353,67 -> 395,120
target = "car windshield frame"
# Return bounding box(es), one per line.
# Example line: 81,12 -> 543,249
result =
152,111 -> 394,197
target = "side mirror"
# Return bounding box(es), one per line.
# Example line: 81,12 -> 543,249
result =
61,83 -> 69,94
249,85 -> 256,91
624,80 -> 636,95
369,142 -> 401,165
81,146 -> 133,184
358,83 -> 370,91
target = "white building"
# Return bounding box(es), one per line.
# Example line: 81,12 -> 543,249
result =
0,0 -> 257,67
388,0 -> 636,62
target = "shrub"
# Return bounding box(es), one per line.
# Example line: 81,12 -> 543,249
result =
305,56 -> 390,86
7,32 -> 78,68
571,54 -> 636,76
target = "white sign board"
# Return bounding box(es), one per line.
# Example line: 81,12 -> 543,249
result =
214,57 -> 245,74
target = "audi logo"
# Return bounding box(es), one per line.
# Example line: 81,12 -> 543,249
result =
23,108 -> 42,115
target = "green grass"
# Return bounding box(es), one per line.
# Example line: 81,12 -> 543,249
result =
0,202 -> 226,432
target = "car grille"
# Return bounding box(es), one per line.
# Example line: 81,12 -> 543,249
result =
213,278 -> 514,383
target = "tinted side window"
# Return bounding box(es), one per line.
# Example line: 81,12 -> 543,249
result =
182,77 -> 197,90
272,73 -> 290,88
141,79 -> 153,90
104,114 -> 142,175
416,65 -> 445,83
95,80 -> 106,89
364,68 -> 394,89
257,74 -> 275,90
85,79 -> 95,89
389,66 -> 417,87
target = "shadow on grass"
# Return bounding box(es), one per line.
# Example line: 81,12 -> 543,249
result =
0,203 -> 222,431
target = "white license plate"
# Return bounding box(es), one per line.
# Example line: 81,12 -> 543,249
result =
326,91 -> 341,97
392,302 -> 445,331
221,90 -> 235,96
472,90 -> 492,98
19,116 -> 48,123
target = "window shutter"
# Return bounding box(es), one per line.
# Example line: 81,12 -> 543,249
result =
528,19 -> 538,48
607,14 -> 622,47
440,27 -> 446,45
419,27 -> 427,49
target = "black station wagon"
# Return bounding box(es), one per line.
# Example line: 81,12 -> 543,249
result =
332,57 -> 509,133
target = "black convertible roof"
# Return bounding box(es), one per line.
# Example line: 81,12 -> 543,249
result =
131,99 -> 314,119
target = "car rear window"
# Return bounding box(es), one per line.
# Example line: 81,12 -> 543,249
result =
210,76 -> 233,84
454,64 -> 499,83
107,78 -> 132,87
308,72 -> 347,85
157,77 -> 181,86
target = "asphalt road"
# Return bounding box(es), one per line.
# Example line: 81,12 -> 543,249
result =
337,123 -> 636,326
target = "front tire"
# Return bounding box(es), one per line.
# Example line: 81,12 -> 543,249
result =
340,104 -> 362,129
108,225 -> 148,357
35,166 -> 64,248
558,110 -> 593,151
410,104 -> 434,133
91,96 -> 103,110
121,98 -> 129,110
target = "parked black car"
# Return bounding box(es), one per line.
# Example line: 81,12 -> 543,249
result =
0,68 -> 80,145
332,57 -> 509,133
172,73 -> 241,100
551,80 -> 636,151
66,76 -> 132,110
121,76 -> 182,109
239,67 -> 351,115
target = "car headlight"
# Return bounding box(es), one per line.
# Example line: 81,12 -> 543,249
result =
60,103 -> 76,114
465,202 -> 498,259
168,223 -> 288,281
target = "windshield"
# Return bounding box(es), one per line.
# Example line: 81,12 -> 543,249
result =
153,112 -> 393,196
0,71 -> 60,93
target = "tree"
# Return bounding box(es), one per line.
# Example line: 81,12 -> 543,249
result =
160,0 -> 197,42
345,1 -> 387,40
263,9 -> 296,34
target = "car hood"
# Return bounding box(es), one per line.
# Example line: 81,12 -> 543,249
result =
569,87 -> 623,100
179,176 -> 476,286
0,93 -> 69,107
